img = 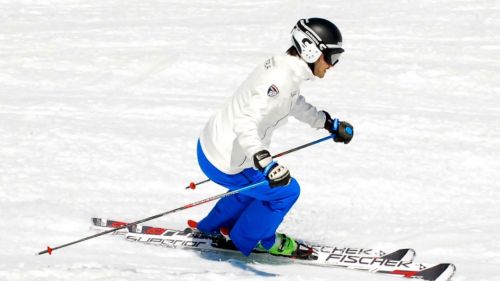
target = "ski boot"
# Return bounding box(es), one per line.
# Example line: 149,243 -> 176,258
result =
268,233 -> 297,256
256,233 -> 314,259
186,220 -> 238,250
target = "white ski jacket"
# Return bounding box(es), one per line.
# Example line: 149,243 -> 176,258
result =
199,54 -> 327,174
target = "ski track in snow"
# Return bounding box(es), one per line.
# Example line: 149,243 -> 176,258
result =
0,0 -> 499,280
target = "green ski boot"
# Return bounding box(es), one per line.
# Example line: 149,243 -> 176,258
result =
257,233 -> 298,257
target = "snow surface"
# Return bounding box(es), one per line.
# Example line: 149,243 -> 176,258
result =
1,0 -> 499,280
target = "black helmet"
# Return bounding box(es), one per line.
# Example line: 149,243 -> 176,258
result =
291,18 -> 344,65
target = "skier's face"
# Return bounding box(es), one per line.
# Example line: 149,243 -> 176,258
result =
313,54 -> 334,78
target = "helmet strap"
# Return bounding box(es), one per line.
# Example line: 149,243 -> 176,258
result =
307,62 -> 315,73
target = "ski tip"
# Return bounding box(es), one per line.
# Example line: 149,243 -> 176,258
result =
414,263 -> 456,281
381,248 -> 416,261
438,263 -> 457,281
187,219 -> 198,228
47,246 -> 53,255
403,248 -> 416,260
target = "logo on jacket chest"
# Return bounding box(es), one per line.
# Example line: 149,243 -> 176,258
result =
267,84 -> 279,97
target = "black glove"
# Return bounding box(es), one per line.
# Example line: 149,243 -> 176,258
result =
323,111 -> 354,144
253,150 -> 291,187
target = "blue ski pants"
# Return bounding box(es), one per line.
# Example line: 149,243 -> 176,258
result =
196,140 -> 300,256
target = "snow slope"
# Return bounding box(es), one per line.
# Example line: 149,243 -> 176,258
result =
1,0 -> 499,280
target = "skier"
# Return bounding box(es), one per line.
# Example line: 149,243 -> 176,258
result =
195,18 -> 354,257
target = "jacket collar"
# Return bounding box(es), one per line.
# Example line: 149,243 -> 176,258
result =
287,55 -> 315,81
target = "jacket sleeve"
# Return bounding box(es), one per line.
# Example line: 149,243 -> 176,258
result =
290,95 -> 326,129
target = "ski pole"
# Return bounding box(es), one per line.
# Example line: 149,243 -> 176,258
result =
186,134 -> 335,189
272,134 -> 335,158
36,180 -> 267,256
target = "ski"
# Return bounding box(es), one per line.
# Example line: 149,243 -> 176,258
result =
91,218 -> 455,281
91,217 -> 414,260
